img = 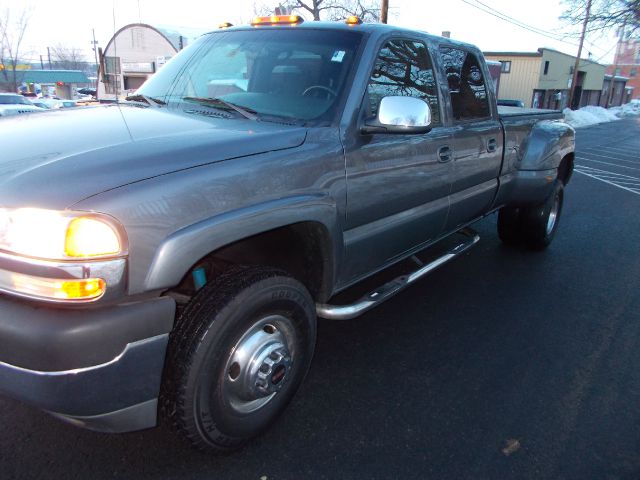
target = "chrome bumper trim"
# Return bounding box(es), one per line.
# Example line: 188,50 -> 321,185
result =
0,251 -> 126,303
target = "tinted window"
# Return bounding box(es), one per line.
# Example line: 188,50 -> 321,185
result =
367,39 -> 440,124
138,30 -> 362,123
439,47 -> 490,121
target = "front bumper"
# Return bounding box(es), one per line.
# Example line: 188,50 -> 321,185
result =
0,294 -> 176,432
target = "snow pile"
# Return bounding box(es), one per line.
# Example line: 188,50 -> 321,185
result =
563,105 -> 620,128
611,101 -> 640,118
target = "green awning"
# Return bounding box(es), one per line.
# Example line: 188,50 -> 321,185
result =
20,70 -> 90,84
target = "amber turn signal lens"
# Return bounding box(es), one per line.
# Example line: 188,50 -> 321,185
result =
1,269 -> 107,301
58,278 -> 106,300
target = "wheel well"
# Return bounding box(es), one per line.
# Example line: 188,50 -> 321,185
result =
558,153 -> 574,185
168,222 -> 333,304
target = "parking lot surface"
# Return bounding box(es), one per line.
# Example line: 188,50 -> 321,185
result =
1,117 -> 640,480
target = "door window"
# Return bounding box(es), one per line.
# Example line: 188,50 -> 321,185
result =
439,47 -> 490,121
367,39 -> 440,124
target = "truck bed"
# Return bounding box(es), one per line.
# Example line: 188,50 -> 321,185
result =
498,106 -> 563,122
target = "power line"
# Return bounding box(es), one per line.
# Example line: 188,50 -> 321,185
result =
459,0 -> 608,55
578,42 -> 617,68
470,0 -> 570,40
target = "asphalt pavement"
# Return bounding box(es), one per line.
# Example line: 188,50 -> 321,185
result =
1,117 -> 640,480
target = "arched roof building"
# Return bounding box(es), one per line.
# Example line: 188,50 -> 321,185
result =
97,23 -> 178,102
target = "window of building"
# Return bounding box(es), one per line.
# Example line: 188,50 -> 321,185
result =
544,61 -> 550,75
631,68 -> 637,77
499,60 -> 511,73
367,39 -> 441,124
103,56 -> 121,95
439,47 -> 490,121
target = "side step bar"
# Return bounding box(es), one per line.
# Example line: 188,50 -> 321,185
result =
316,228 -> 480,320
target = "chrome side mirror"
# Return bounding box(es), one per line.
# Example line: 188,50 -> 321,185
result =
362,96 -> 432,134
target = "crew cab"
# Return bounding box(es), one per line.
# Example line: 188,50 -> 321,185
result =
0,16 -> 574,451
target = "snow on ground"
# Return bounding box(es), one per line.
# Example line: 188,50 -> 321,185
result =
563,101 -> 640,128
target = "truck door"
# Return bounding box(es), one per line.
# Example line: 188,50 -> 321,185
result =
341,38 -> 452,283
438,46 -> 503,231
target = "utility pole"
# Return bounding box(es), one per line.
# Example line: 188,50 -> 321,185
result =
568,0 -> 591,110
91,28 -> 99,87
39,55 -> 44,69
47,47 -> 52,70
380,0 -> 388,23
606,23 -> 626,108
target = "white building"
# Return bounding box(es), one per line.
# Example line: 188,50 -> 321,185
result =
97,23 -> 179,102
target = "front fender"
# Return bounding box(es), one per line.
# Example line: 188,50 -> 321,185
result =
144,194 -> 342,293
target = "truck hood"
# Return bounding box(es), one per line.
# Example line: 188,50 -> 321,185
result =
0,105 -> 307,209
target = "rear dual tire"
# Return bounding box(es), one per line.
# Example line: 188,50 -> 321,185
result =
498,182 -> 564,250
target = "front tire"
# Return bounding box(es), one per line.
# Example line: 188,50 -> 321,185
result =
161,266 -> 317,451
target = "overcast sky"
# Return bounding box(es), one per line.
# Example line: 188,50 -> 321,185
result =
10,0 -> 619,66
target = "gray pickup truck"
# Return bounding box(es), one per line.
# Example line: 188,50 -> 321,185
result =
0,17 -> 574,451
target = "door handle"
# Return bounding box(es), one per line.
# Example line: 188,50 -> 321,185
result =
487,138 -> 497,153
438,146 -> 452,163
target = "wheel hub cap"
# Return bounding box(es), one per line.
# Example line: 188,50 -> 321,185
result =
223,316 -> 294,414
546,194 -> 560,235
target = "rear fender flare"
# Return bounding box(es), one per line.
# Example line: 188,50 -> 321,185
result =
517,120 -> 575,172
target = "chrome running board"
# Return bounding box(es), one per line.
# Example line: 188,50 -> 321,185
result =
316,228 -> 480,320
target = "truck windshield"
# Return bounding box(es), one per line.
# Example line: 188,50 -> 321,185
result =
137,29 -> 363,124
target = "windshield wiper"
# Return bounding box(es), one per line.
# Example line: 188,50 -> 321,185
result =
125,94 -> 166,107
182,96 -> 258,121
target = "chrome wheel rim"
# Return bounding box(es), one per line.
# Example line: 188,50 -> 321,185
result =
222,315 -> 295,414
546,194 -> 560,235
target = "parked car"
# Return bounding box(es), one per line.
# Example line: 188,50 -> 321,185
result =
0,93 -> 45,116
77,87 -> 97,97
0,17 -> 575,452
497,99 -> 526,107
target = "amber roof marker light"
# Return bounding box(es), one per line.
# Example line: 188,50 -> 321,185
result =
219,22 -> 234,29
345,16 -> 363,25
251,15 -> 304,26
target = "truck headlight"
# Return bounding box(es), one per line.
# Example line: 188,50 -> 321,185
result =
0,208 -> 127,302
0,208 -> 126,260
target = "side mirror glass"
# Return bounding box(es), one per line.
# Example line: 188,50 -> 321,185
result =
362,96 -> 432,134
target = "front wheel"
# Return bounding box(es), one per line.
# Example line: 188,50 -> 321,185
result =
161,266 -> 317,451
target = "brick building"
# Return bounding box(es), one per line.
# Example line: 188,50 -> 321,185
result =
606,38 -> 639,101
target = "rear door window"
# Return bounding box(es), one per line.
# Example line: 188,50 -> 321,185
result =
438,47 -> 490,121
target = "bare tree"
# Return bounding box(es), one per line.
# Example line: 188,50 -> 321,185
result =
561,0 -> 640,36
0,7 -> 31,92
255,0 -> 379,22
49,44 -> 88,70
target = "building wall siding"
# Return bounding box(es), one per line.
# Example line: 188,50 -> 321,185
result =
484,55 -> 541,107
538,50 -> 606,91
